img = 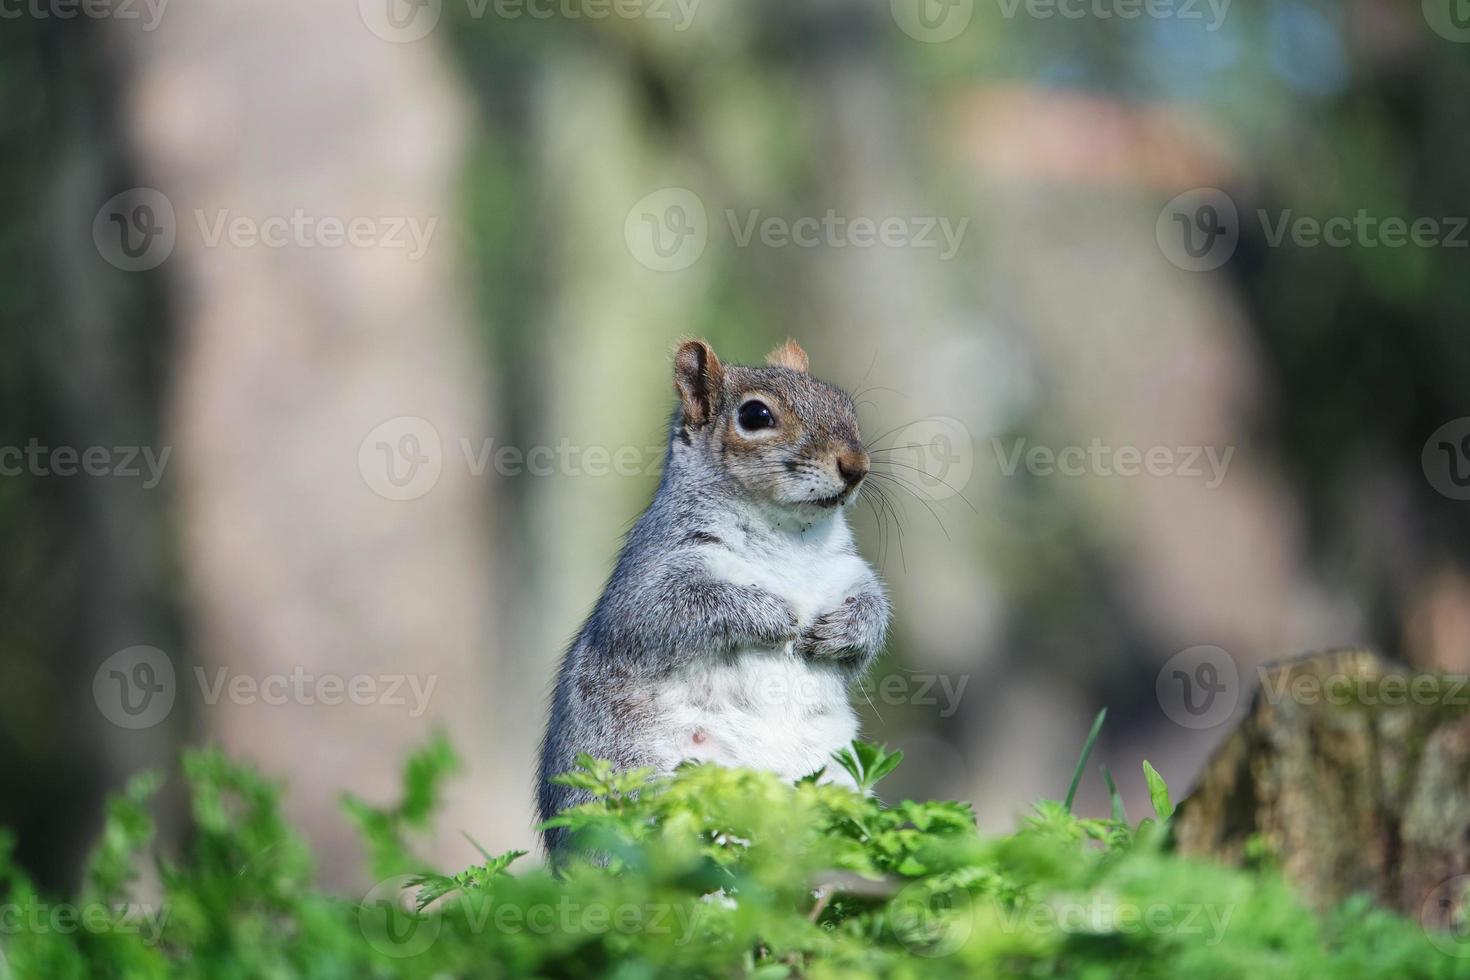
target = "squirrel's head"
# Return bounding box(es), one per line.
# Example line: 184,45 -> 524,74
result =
671,338 -> 869,515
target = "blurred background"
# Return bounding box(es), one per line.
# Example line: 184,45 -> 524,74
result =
3,0 -> 1469,891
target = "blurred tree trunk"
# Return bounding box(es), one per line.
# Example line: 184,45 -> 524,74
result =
1176,649 -> 1470,917
105,2 -> 521,882
9,26 -> 182,890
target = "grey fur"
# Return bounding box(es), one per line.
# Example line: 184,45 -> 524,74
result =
536,354 -> 889,853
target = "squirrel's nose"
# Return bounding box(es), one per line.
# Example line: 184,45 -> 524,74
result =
836,449 -> 870,489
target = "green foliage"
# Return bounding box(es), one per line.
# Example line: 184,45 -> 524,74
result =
830,742 -> 904,795
1064,708 -> 1108,812
1142,761 -> 1174,822
1,741 -> 1466,979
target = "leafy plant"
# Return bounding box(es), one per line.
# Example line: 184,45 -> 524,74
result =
1143,760 -> 1175,821
831,741 -> 904,794
0,733 -> 1465,979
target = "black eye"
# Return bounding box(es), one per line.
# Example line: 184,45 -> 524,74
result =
737,399 -> 776,431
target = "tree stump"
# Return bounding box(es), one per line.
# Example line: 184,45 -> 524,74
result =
1174,649 -> 1470,919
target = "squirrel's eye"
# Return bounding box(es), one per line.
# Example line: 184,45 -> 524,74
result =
737,399 -> 776,431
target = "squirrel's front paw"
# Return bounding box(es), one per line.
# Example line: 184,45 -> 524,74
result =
798,593 -> 886,662
742,589 -> 800,647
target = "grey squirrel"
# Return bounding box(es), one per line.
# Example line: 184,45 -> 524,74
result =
537,338 -> 890,852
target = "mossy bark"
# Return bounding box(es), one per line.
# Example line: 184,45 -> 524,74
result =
1174,649 -> 1470,917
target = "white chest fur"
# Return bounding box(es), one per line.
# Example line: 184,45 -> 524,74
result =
700,510 -> 869,628
649,510 -> 869,781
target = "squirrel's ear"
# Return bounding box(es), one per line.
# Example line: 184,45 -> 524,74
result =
764,338 -> 809,373
673,339 -> 724,427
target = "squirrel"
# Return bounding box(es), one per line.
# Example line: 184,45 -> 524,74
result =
536,338 -> 890,852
